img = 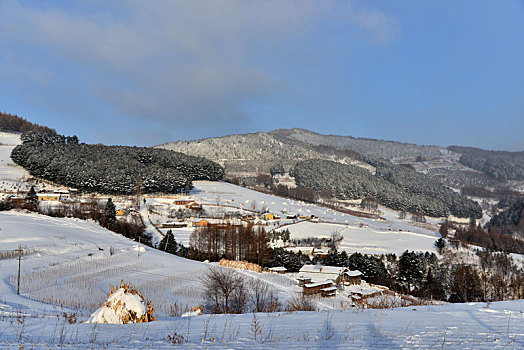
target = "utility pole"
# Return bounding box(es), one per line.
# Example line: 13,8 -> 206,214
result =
17,245 -> 22,295
164,234 -> 169,252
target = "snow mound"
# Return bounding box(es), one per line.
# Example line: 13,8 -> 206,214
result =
87,282 -> 156,324
181,306 -> 203,317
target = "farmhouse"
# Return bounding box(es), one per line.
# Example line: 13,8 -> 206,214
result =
303,280 -> 333,295
299,265 -> 362,285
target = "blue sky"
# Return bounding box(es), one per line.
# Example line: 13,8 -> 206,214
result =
0,1 -> 522,150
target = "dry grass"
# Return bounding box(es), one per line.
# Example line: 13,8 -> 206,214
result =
9,253 -> 159,312
99,280 -> 156,323
8,252 -> 207,317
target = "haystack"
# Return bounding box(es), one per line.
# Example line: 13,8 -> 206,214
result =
87,281 -> 156,324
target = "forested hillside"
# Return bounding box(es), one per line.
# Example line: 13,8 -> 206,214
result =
270,128 -> 452,160
449,146 -> 524,181
488,199 -> 524,235
0,112 -> 56,134
11,131 -> 224,194
291,159 -> 482,218
157,132 -> 364,174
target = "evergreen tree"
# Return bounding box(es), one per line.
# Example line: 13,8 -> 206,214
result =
397,251 -> 425,292
419,268 -> 446,300
435,238 -> 446,253
159,230 -> 178,254
103,198 -> 116,227
439,221 -> 449,238
24,186 -> 39,211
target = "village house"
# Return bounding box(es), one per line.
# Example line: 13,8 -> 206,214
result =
299,264 -> 362,285
302,280 -> 333,295
262,213 -> 274,221
311,248 -> 330,258
54,187 -> 70,198
186,202 -> 202,210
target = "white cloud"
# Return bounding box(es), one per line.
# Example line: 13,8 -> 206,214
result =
0,0 -> 400,141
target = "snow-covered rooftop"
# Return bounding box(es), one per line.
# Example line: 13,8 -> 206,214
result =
304,280 -> 333,288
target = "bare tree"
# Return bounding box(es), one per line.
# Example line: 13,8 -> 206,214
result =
201,267 -> 246,314
249,278 -> 271,312
328,230 -> 343,251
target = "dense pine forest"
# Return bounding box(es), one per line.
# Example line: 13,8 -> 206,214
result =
449,146 -> 524,181
291,159 -> 482,218
488,199 -> 524,235
11,131 -> 224,194
0,112 -> 56,134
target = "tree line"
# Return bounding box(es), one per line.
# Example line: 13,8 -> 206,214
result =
11,131 -> 224,195
0,112 -> 56,135
189,224 -> 272,266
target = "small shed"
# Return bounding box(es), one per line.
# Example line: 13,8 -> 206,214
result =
174,199 -> 195,206
158,222 -> 188,228
268,267 -> 287,274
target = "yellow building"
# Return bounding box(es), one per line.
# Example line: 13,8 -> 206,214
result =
38,194 -> 61,201
115,209 -> 126,216
263,213 -> 274,220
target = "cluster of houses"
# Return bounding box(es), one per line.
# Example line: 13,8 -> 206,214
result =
37,187 -> 77,201
299,265 -> 362,297
5,187 -> 77,204
269,264 -> 362,298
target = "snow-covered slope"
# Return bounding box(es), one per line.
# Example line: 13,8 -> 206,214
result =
154,181 -> 440,255
0,211 -> 206,317
0,132 -> 31,190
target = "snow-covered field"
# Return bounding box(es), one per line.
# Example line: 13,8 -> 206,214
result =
276,221 -> 438,255
151,181 -> 441,255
